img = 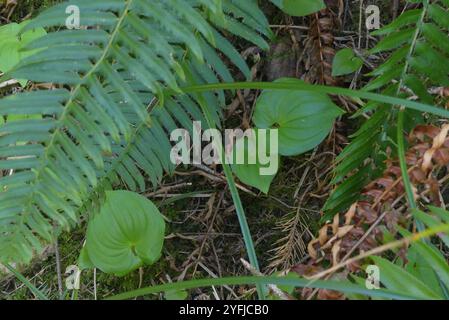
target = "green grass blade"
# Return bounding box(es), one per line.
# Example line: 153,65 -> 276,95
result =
181,82 -> 449,118
3,263 -> 49,300
397,110 -> 417,210
110,223 -> 449,300
195,95 -> 264,299
106,275 -> 423,300
397,110 -> 425,232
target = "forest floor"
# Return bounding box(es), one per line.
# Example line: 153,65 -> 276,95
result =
0,0 -> 400,300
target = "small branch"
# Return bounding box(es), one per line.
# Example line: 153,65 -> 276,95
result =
0,79 -> 19,89
308,223 -> 449,282
240,258 -> 291,300
54,239 -> 63,299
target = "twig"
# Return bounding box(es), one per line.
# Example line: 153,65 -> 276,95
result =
54,239 -> 63,299
145,182 -> 192,197
0,79 -> 19,89
240,258 -> 291,300
93,268 -> 97,300
197,262 -> 239,299
308,223 -> 449,282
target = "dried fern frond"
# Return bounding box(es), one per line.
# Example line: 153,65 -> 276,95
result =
303,5 -> 338,85
294,121 -> 449,298
268,209 -> 310,270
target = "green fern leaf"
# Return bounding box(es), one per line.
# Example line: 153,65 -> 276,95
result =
0,0 -> 270,264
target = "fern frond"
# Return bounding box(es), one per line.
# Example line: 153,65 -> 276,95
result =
324,0 -> 449,218
0,0 -> 270,263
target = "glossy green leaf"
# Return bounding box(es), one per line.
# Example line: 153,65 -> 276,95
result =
78,246 -> 95,270
252,78 -> 344,156
231,129 -> 279,194
80,191 -> 166,276
332,48 -> 363,76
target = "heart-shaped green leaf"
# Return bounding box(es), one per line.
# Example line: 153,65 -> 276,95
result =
253,78 -> 344,156
270,0 -> 325,17
79,191 -> 165,276
332,48 -> 364,76
231,129 -> 279,194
